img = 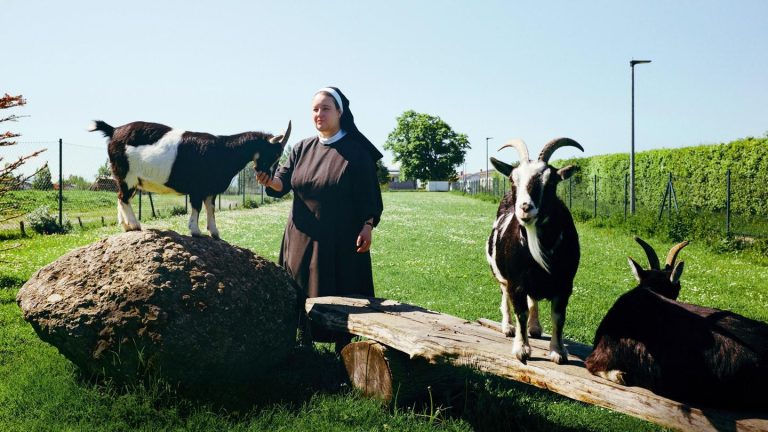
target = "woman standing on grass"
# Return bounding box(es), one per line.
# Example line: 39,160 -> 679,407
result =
256,87 -> 383,352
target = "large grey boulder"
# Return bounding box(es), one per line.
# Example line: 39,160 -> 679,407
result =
17,229 -> 299,388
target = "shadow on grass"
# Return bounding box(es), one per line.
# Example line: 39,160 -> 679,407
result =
392,366 -> 598,432
0,274 -> 26,290
67,343 -> 650,431
72,343 -> 350,418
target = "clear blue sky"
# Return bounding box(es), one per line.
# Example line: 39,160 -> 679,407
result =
5,0 -> 767,180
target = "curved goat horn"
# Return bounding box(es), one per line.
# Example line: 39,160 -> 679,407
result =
634,236 -> 660,270
270,120 -> 292,145
665,240 -> 689,268
497,138 -> 530,163
281,120 -> 292,145
538,137 -> 584,163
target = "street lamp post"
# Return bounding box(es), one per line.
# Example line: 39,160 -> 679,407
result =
630,59 -> 651,215
485,137 -> 493,193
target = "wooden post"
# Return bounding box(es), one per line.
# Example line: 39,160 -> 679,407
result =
101,216 -> 105,226
340,340 -> 465,405
20,221 -> 26,237
77,217 -> 83,228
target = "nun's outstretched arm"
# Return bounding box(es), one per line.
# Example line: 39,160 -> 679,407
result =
256,171 -> 283,192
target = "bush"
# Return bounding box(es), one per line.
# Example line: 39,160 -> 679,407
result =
169,205 -> 187,216
27,206 -> 72,234
243,199 -> 260,209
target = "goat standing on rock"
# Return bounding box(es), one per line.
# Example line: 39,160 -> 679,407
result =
486,137 -> 583,364
89,120 -> 291,239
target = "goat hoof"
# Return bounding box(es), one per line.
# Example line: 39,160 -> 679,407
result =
190,232 -> 202,238
549,350 -> 568,364
597,370 -> 627,385
210,232 -> 221,240
512,344 -> 531,364
501,323 -> 514,337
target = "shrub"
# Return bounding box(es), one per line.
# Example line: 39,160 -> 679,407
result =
27,206 -> 72,234
243,199 -> 260,209
168,205 -> 187,216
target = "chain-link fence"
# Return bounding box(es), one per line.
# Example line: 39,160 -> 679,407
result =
452,169 -> 768,239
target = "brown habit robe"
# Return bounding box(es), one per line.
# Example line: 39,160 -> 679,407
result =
266,133 -> 383,299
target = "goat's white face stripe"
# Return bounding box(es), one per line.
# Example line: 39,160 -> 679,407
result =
124,129 -> 184,188
514,161 -> 547,224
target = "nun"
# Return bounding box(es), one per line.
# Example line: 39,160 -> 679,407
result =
257,87 -> 384,351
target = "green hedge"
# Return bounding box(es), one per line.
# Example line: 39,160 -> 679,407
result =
555,136 -> 768,215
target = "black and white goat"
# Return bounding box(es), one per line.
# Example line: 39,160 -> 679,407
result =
486,138 -> 583,364
89,120 -> 291,239
585,238 -> 768,409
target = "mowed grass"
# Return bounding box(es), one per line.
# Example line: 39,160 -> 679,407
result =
0,190 -> 267,232
1,191 -> 767,431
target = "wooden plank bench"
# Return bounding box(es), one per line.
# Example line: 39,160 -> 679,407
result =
305,295 -> 768,432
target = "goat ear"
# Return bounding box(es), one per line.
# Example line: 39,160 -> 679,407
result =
490,157 -> 517,177
669,261 -> 684,284
628,257 -> 644,282
557,165 -> 579,181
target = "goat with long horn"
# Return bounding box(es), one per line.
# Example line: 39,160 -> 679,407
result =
586,238 -> 768,409
486,137 -> 583,364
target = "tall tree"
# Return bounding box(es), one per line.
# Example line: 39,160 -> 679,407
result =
32,165 -> 53,190
1,93 -> 46,221
375,159 -> 389,185
384,110 -> 470,182
96,159 -> 112,179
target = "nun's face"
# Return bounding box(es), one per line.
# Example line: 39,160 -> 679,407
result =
312,93 -> 341,136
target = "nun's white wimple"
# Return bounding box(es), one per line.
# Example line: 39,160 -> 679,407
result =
317,87 -> 343,114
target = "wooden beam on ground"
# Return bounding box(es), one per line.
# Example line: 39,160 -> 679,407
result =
306,296 -> 768,432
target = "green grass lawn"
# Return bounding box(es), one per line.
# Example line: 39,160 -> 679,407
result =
0,190 -> 272,232
2,192 -> 766,431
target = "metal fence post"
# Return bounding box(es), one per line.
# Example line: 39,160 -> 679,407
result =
726,168 -> 731,237
593,174 -> 597,218
667,173 -> 673,220
58,138 -> 63,227
138,190 -> 142,221
148,192 -> 156,218
569,176 -> 573,209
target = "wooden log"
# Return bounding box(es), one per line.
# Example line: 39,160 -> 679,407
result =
306,296 -> 768,432
341,340 -> 464,405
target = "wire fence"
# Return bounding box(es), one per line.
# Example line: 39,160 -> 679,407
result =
452,170 -> 768,239
2,139 -> 283,233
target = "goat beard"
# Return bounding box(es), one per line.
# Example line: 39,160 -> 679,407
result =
523,223 -> 552,274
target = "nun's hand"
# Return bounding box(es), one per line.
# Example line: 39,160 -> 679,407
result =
256,171 -> 282,192
356,224 -> 373,253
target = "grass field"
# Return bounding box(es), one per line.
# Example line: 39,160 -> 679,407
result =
1,192 -> 766,431
0,190 -> 274,233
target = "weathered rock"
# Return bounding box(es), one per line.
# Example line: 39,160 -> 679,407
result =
17,229 -> 299,388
